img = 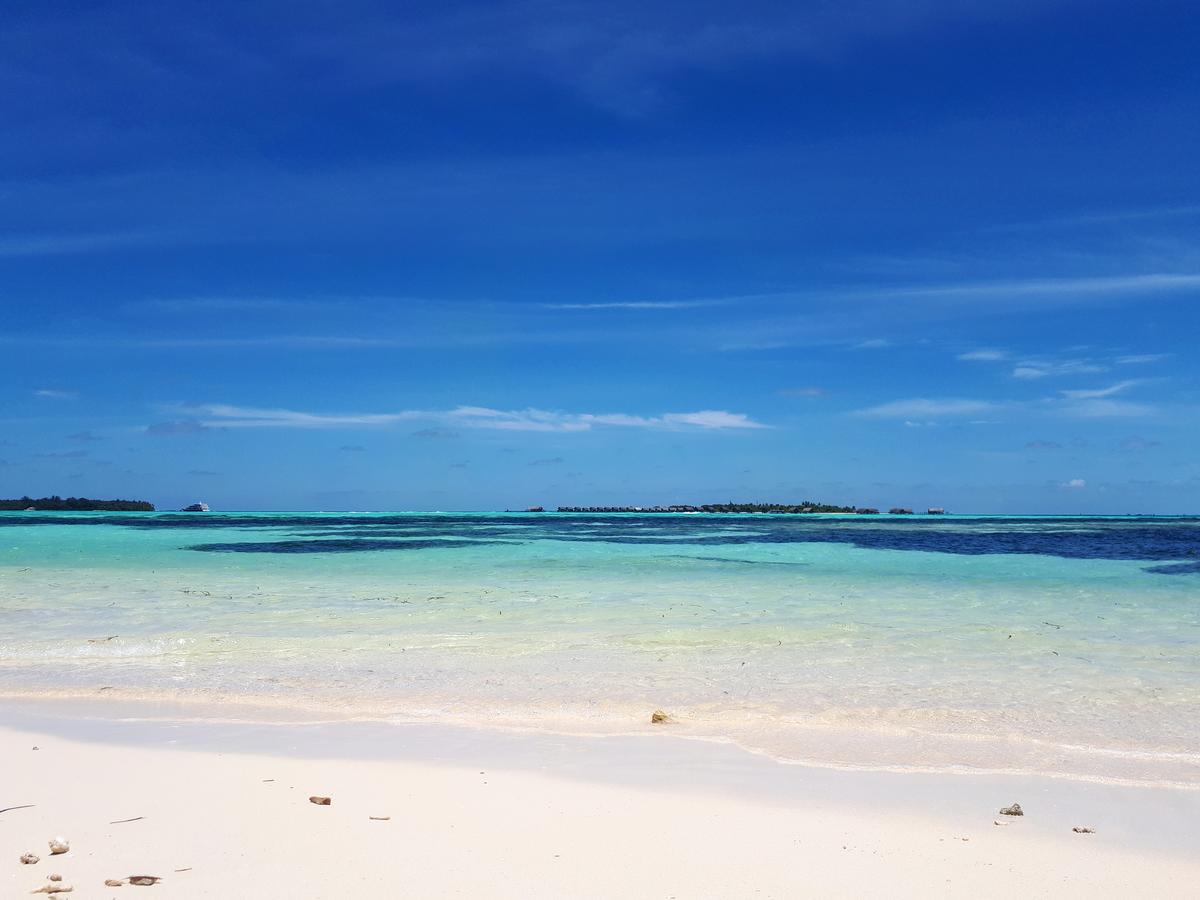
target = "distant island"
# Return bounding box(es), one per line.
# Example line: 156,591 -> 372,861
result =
0,496 -> 155,511
558,502 -> 882,514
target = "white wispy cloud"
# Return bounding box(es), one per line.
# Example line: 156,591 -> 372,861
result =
1116,353 -> 1170,365
852,398 -> 995,419
34,389 -> 79,400
1011,359 -> 1108,380
957,349 -> 1008,361
189,404 -> 421,428
175,403 -> 766,432
1059,380 -> 1142,400
854,391 -> 1162,422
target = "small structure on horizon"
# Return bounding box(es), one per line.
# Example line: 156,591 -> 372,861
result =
927,507 -> 946,515
182,502 -> 210,512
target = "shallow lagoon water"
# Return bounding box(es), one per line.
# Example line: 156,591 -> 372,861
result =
1,512 -> 1197,786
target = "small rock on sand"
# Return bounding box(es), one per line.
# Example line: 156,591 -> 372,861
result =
48,874 -> 62,882
998,803 -> 1024,817
48,837 -> 70,855
1073,826 -> 1096,834
127,875 -> 162,885
20,853 -> 39,864
650,710 -> 669,724
105,880 -> 124,887
309,795 -> 332,805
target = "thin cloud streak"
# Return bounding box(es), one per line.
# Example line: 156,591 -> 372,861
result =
34,389 -> 79,399
176,403 -> 767,432
542,300 -> 722,310
883,273 -> 1200,300
0,230 -> 156,257
1059,380 -> 1142,400
1117,354 -> 1170,365
855,392 -> 1164,422
852,398 -> 996,419
957,349 -> 1008,361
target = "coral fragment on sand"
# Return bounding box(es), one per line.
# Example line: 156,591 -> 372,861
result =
998,803 -> 1023,816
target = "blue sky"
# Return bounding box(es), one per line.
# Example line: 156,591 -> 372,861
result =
1,0 -> 1198,512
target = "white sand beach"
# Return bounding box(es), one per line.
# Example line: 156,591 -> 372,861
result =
3,704 -> 1198,899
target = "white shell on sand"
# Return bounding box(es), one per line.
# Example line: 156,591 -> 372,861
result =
48,837 -> 70,855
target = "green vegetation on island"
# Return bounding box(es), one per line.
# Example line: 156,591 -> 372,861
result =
0,496 -> 155,511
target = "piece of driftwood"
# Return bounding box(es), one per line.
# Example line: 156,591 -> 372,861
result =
110,817 -> 144,824
127,875 -> 162,885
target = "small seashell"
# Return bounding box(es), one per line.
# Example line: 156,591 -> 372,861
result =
20,852 -> 40,864
105,880 -> 124,887
48,837 -> 70,855
309,795 -> 331,805
127,875 -> 161,885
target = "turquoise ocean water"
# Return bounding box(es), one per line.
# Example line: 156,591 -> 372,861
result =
1,512 -> 1197,786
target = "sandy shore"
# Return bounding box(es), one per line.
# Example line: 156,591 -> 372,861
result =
2,703 -> 1198,899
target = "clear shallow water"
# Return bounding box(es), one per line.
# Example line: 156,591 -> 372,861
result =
1,512 -> 1197,785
